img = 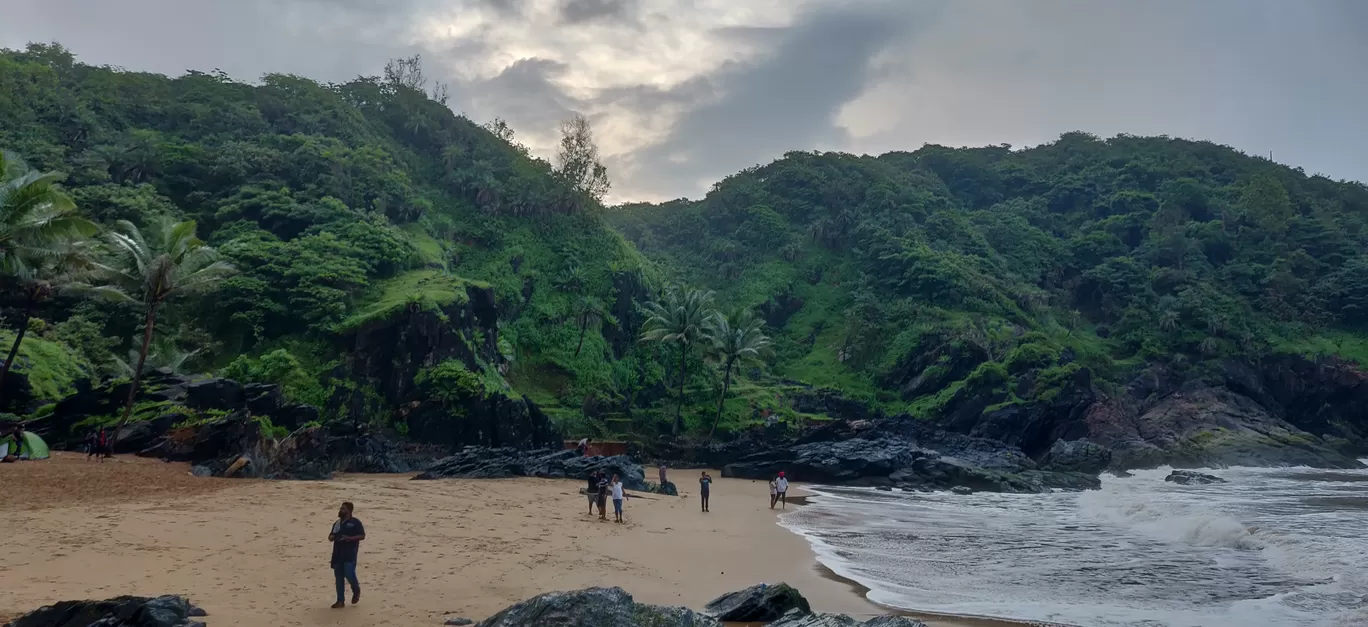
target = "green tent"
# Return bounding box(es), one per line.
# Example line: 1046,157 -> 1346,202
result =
0,430 -> 49,460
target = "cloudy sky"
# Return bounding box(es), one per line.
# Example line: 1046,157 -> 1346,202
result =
3,0 -> 1366,202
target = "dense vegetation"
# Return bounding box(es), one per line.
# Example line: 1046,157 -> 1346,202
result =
0,44 -> 669,435
610,134 -> 1368,423
5,42 -> 1368,444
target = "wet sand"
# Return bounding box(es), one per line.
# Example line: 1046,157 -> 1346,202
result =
1,453 -> 1031,626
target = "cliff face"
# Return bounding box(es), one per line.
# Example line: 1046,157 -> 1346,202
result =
335,285 -> 559,451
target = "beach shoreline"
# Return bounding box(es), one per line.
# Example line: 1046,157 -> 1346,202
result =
2,454 -> 1031,627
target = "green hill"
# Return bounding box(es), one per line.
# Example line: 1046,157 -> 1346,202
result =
608,134 -> 1368,424
0,43 -> 661,434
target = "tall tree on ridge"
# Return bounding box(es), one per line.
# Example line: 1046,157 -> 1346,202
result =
640,286 -> 716,435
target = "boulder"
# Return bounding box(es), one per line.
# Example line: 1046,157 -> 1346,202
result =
475,587 -> 718,627
6,594 -> 206,627
112,414 -> 185,454
768,608 -> 927,627
1164,470 -> 1227,485
1039,439 -> 1112,474
703,583 -> 810,622
416,448 -> 649,490
184,378 -> 244,411
950,486 -> 973,495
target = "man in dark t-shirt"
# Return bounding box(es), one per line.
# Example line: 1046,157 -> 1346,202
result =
699,472 -> 712,513
586,471 -> 601,514
328,501 -> 366,608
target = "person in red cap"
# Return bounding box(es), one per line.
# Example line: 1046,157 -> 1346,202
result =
775,472 -> 789,509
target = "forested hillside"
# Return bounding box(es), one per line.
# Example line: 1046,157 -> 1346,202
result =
6,41 -> 1368,456
0,43 -> 661,436
609,133 -> 1368,432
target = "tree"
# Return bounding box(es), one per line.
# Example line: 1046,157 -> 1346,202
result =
639,287 -> 716,435
0,152 -> 99,401
93,218 -> 235,428
574,294 -> 608,357
703,309 -> 771,439
555,113 -> 611,203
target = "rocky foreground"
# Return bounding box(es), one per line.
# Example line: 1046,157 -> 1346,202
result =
5,584 -> 920,627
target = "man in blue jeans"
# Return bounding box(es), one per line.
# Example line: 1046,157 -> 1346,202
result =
328,501 -> 366,608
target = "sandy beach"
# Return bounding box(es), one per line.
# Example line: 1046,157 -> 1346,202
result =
0,453 -> 1027,627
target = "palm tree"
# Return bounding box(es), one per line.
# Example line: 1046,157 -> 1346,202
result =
639,286 -> 716,435
0,152 -> 99,401
89,218 -> 235,428
703,309 -> 772,439
574,294 -> 607,357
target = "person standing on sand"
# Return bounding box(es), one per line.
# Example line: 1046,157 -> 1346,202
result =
699,471 -> 712,513
776,472 -> 789,509
586,470 -> 601,515
328,501 -> 366,609
610,474 -> 625,523
597,473 -> 610,520
658,463 -> 667,487
769,476 -> 779,509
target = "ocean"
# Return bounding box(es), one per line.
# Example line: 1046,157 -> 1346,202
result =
779,465 -> 1368,627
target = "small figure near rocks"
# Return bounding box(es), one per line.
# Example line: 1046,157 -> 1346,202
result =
597,473 -> 610,520
769,476 -> 779,509
328,501 -> 366,609
775,472 -> 789,509
699,471 -> 713,513
586,470 -> 603,515
1164,470 -> 1227,485
658,462 -> 667,487
577,437 -> 590,456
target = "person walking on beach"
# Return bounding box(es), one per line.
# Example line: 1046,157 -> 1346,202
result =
769,476 -> 779,509
610,473 -> 625,523
597,473 -> 610,520
658,462 -> 667,487
699,471 -> 712,513
775,472 -> 789,509
85,429 -> 98,460
586,470 -> 601,515
328,501 -> 366,608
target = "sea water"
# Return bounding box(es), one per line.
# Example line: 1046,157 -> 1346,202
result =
779,465 -> 1368,627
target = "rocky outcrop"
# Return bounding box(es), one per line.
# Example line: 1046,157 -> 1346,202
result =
703,583 -> 810,622
720,437 -> 1100,493
1039,439 -> 1112,474
5,594 -> 207,627
334,285 -> 559,451
41,372 -> 317,450
770,608 -> 927,627
136,410 -> 441,480
415,447 -> 648,490
1165,470 -> 1227,485
475,587 -> 718,627
1087,386 -> 1363,470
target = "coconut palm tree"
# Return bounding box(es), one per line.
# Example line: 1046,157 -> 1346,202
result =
573,294 -> 609,357
87,217 -> 235,428
0,152 -> 99,401
703,309 -> 772,439
639,286 -> 716,435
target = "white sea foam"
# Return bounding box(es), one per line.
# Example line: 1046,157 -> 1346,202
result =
779,465 -> 1368,627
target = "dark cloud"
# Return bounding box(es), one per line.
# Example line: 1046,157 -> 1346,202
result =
2,0 -> 1366,201
619,1 -> 911,197
558,0 -> 634,25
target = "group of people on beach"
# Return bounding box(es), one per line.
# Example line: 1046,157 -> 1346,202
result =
586,470 -> 627,523
322,466 -> 795,609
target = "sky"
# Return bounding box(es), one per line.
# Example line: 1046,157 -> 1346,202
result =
3,0 -> 1366,202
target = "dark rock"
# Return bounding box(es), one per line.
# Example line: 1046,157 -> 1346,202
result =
112,414 -> 184,454
243,383 -> 285,416
1039,439 -> 1112,474
1165,470 -> 1227,485
416,448 -> 649,490
704,583 -> 810,622
190,466 -> 212,477
653,480 -> 678,496
184,378 -> 244,410
475,586 -> 718,627
445,618 -> 473,626
6,594 -> 205,627
950,486 -> 973,495
768,608 -> 928,627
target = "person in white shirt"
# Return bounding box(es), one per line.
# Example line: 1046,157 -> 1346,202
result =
610,474 -> 625,523
769,477 -> 779,509
775,472 -> 790,509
